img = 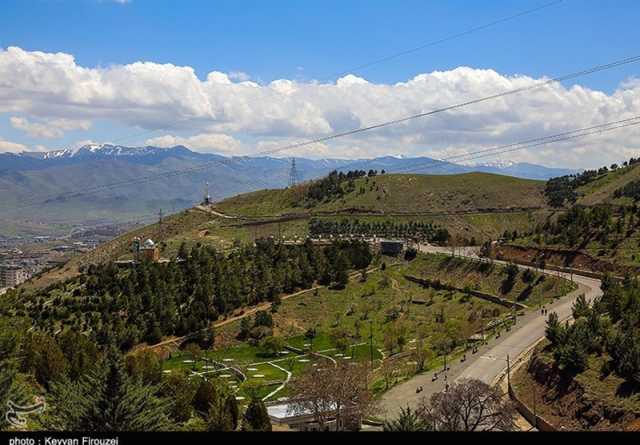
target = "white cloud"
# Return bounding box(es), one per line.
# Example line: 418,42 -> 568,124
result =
228,71 -> 251,82
1,46 -> 640,167
145,133 -> 244,155
0,138 -> 27,153
10,116 -> 91,138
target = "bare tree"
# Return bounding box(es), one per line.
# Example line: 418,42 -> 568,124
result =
418,379 -> 516,431
380,359 -> 396,390
412,335 -> 434,373
288,362 -> 377,431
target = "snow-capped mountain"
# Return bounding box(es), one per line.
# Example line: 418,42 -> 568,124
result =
470,159 -> 516,169
40,144 -> 192,160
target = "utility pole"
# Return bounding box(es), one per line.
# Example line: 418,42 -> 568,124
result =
158,208 -> 164,238
369,320 -> 374,371
533,379 -> 538,429
506,354 -> 511,388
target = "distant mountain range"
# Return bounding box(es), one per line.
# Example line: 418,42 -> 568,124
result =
0,144 -> 576,236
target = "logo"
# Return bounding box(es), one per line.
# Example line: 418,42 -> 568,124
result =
6,400 -> 46,427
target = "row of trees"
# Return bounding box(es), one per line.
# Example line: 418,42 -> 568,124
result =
308,219 -> 450,244
545,275 -> 640,382
20,238 -> 373,351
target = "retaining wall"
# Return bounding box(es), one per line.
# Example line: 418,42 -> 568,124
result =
404,275 -> 528,310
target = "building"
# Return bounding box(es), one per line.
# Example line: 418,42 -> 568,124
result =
140,238 -> 160,262
0,265 -> 30,288
379,239 -> 405,256
266,401 -> 361,431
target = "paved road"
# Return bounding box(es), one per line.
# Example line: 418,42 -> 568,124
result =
379,247 -> 603,419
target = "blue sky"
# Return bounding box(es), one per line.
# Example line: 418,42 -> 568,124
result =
2,0 -> 637,89
1,0 -> 640,168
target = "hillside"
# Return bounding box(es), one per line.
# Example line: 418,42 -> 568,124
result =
576,162 -> 640,206
0,144 -> 570,237
498,158 -> 640,275
216,172 -> 547,216
511,278 -> 640,431
25,171 -> 551,290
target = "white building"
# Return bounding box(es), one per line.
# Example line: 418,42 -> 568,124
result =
0,265 -> 30,288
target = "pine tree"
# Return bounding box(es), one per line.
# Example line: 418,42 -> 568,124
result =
0,322 -> 31,431
333,252 -> 350,289
42,350 -> 174,432
383,406 -> 431,432
242,398 -> 272,432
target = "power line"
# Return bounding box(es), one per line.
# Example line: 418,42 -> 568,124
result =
331,0 -> 564,79
257,54 -> 640,157
394,116 -> 640,175
11,1 -> 560,153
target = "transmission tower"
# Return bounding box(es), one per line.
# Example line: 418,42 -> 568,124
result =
288,158 -> 300,187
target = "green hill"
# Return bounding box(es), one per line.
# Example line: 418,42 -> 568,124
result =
216,172 -> 546,216
27,172 -> 550,289
576,162 -> 640,206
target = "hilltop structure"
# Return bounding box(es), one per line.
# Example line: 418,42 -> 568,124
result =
131,237 -> 160,262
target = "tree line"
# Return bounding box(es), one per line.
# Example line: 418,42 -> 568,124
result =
0,323 -> 271,431
518,204 -> 640,253
308,218 -> 450,243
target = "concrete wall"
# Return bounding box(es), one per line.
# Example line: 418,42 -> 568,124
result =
508,384 -> 558,432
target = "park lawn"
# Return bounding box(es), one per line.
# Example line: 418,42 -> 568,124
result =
216,255 -> 511,355
163,252 -> 551,402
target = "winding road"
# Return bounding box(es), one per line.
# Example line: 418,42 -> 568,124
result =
379,245 -> 603,419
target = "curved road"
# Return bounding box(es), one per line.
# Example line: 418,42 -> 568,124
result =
379,246 -> 603,419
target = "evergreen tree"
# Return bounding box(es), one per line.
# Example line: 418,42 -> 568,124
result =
0,321 -> 31,431
42,350 -> 174,432
383,406 -> 432,432
242,398 -> 272,432
545,312 -> 564,346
